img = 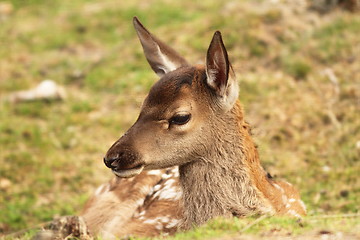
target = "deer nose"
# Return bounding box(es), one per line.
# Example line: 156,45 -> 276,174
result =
103,148 -> 144,171
103,157 -> 118,169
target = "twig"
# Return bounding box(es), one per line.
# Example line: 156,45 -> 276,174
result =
322,68 -> 342,130
240,214 -> 269,233
326,108 -> 341,130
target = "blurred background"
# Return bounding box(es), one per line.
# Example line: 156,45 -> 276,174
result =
0,0 -> 359,238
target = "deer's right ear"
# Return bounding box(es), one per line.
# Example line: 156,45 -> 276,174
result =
133,17 -> 188,77
206,31 -> 239,111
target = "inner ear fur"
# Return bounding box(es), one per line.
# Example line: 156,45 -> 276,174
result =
205,31 -> 239,111
133,17 -> 188,77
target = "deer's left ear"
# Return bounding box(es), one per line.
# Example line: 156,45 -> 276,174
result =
206,31 -> 239,111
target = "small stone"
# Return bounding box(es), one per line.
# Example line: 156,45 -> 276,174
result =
0,178 -> 11,190
356,140 -> 360,149
7,80 -> 67,103
322,165 -> 331,173
339,190 -> 349,198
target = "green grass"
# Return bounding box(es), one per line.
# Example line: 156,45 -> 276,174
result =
1,0 -> 359,239
132,215 -> 360,240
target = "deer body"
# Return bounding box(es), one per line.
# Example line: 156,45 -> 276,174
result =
82,167 -> 182,238
82,17 -> 306,238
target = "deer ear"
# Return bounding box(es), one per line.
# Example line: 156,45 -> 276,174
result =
206,31 -> 238,111
133,17 -> 188,77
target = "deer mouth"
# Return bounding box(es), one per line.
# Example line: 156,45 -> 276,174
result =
112,164 -> 144,178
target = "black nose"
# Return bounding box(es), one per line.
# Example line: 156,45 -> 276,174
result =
104,157 -> 118,169
104,147 -> 143,171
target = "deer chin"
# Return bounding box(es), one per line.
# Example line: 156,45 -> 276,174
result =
112,165 -> 144,178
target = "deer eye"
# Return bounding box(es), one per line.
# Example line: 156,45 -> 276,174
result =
169,114 -> 191,125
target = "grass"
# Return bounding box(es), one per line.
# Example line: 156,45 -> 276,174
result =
0,0 -> 359,239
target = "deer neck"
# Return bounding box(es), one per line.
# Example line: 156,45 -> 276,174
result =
178,101 -> 278,228
232,101 -> 301,215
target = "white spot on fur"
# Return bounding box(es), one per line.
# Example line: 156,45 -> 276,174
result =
170,166 -> 180,177
289,198 -> 296,203
133,209 -> 145,218
164,178 -> 175,186
153,184 -> 161,191
143,218 -> 157,225
135,198 -> 144,207
158,185 -> 182,200
161,216 -> 170,223
147,170 -> 162,176
287,209 -> 301,218
152,178 -> 180,200
143,216 -> 171,227
162,173 -> 173,179
166,219 -> 180,229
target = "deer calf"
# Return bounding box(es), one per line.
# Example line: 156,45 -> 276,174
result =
81,17 -> 306,239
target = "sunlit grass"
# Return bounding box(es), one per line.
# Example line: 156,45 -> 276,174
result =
0,0 -> 359,238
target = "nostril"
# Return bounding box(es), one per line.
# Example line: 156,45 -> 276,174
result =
104,148 -> 141,171
110,160 -> 118,168
104,157 -> 117,169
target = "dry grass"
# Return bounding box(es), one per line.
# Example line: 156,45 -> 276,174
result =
0,0 -> 359,238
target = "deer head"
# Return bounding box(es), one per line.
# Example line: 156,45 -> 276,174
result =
104,17 -> 239,178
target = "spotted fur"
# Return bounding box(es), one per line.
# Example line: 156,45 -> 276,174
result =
82,167 -> 182,238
